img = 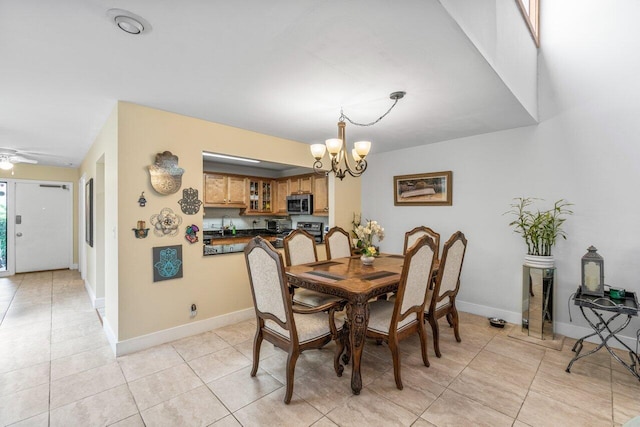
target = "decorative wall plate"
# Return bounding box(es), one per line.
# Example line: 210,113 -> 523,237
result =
185,224 -> 199,243
148,151 -> 185,195
178,188 -> 202,215
150,207 -> 183,237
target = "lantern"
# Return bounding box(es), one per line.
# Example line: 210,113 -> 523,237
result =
581,246 -> 604,297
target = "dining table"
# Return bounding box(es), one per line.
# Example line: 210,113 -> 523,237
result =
285,253 -> 405,394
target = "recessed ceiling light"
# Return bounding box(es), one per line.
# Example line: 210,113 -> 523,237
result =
106,9 -> 152,35
203,153 -> 260,164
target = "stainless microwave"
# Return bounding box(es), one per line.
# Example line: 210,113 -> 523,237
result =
286,194 -> 313,215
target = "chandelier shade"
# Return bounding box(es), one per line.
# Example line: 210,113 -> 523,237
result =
311,91 -> 405,180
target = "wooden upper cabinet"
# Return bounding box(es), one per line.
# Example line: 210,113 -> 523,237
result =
227,176 -> 247,205
312,174 -> 329,216
289,175 -> 313,194
203,173 -> 247,207
275,179 -> 289,214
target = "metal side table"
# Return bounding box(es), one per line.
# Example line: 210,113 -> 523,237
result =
566,288 -> 640,380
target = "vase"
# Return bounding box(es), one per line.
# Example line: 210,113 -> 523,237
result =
361,255 -> 375,266
524,255 -> 555,268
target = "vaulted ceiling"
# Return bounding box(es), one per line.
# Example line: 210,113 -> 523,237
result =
0,0 -> 537,168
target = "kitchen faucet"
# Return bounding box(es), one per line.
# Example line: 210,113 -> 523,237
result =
221,215 -> 230,232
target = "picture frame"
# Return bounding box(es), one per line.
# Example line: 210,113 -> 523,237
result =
85,178 -> 93,247
153,245 -> 183,282
394,171 -> 452,206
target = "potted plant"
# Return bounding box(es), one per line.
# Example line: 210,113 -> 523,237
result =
353,217 -> 385,265
505,197 -> 573,267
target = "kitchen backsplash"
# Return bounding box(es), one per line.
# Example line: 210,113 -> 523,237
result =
203,208 -> 326,230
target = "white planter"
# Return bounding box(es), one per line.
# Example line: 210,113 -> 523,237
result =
524,255 -> 555,268
360,255 -> 375,266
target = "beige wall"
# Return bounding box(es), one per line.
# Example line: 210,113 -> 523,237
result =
115,102 -> 360,341
0,164 -> 79,264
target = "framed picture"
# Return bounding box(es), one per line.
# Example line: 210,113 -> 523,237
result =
85,178 -> 93,247
394,171 -> 452,206
153,245 -> 183,282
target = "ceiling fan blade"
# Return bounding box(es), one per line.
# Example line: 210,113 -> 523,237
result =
9,155 -> 38,164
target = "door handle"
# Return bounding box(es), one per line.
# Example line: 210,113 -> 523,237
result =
16,232 -> 22,237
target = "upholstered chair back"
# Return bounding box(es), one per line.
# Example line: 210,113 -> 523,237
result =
245,237 -> 290,327
284,229 -> 318,266
398,236 -> 437,319
404,226 -> 440,257
325,227 -> 352,259
435,232 -> 467,306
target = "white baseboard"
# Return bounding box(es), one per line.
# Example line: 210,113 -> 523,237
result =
83,279 -> 104,309
113,308 -> 255,357
103,318 -> 117,355
457,299 -> 638,351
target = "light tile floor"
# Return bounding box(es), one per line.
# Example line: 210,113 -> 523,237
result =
1,271 -> 639,426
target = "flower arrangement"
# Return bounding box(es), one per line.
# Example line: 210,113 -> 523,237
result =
353,215 -> 385,257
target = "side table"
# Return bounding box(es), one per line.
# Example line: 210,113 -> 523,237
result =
566,288 -> 640,381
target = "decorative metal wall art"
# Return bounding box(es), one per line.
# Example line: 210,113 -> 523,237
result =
148,151 -> 185,195
185,224 -> 199,243
153,245 -> 183,282
150,207 -> 183,237
178,188 -> 202,215
132,220 -> 150,238
138,191 -> 147,207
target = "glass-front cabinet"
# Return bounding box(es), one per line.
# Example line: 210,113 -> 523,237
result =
245,178 -> 274,214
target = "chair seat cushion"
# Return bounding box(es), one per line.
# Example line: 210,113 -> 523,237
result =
265,312 -> 342,344
293,289 -> 343,307
367,300 -> 417,335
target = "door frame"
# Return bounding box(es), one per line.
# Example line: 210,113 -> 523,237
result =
0,179 -> 74,276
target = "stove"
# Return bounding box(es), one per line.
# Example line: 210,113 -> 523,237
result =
296,221 -> 323,243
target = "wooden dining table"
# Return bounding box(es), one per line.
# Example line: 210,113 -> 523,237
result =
285,253 -> 405,394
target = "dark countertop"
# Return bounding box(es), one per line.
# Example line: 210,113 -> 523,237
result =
203,228 -> 281,256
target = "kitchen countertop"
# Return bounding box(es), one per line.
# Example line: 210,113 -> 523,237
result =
203,228 -> 282,256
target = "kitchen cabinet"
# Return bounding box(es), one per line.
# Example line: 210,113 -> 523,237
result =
289,175 -> 313,194
275,179 -> 289,214
312,174 -> 329,216
245,178 -> 275,214
203,173 -> 247,207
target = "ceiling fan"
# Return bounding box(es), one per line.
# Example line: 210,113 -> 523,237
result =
0,148 -> 38,170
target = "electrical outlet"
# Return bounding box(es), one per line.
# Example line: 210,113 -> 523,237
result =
190,303 -> 197,318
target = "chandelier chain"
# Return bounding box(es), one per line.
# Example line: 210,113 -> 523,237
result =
339,96 -> 401,127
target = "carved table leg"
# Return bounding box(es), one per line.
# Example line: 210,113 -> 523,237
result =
347,301 -> 369,395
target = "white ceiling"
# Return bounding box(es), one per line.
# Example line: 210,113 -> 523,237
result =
0,0 -> 536,168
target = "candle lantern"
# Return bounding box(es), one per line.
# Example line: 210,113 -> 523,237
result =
581,246 -> 604,297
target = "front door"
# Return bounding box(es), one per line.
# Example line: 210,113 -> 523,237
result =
15,182 -> 72,273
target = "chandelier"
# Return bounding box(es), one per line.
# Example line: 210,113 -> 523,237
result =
311,91 -> 405,180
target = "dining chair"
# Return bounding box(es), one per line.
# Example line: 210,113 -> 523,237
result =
403,226 -> 440,258
365,235 -> 438,390
283,229 -> 343,307
244,237 -> 345,404
325,226 -> 353,260
426,231 -> 468,358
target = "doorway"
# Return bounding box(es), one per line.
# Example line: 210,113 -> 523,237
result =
14,181 -> 73,273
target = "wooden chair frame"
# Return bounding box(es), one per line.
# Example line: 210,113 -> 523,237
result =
426,231 -> 467,358
325,226 -> 353,260
366,235 -> 438,390
244,237 -> 345,404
